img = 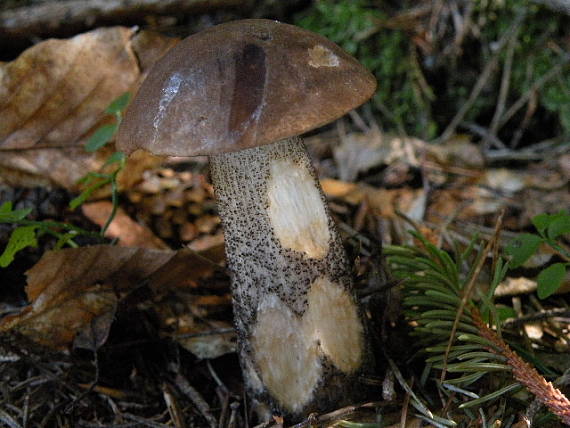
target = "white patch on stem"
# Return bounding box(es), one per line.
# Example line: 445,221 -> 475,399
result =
251,277 -> 363,412
251,295 -> 321,413
304,276 -> 364,373
266,159 -> 330,259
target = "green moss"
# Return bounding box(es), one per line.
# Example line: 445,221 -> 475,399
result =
295,0 -> 437,138
468,0 -> 570,135
296,0 -> 569,140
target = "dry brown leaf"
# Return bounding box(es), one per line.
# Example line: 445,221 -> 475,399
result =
0,27 -> 176,190
332,131 -> 424,182
0,245 -> 225,350
321,178 -> 425,220
170,319 -> 235,360
495,276 -> 538,296
187,233 -> 225,252
1,27 -> 137,150
149,244 -> 225,292
429,135 -> 485,168
329,131 -> 483,185
82,201 -> 168,249
427,185 -> 509,222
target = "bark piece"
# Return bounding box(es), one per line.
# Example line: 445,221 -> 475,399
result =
0,0 -> 246,40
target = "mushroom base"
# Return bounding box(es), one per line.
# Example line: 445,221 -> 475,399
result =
210,138 -> 374,421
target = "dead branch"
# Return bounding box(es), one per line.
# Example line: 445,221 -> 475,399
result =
0,0 -> 245,38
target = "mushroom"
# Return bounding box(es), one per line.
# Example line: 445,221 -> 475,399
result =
117,19 -> 377,420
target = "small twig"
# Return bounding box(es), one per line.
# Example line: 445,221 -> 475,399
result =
461,122 -> 506,150
122,413 -> 171,428
503,308 -> 570,328
206,360 -> 230,395
348,110 -> 371,133
434,12 -> 526,144
485,137 -> 569,161
253,402 -> 388,428
399,379 -> 412,428
227,402 -> 240,428
78,421 -> 140,428
163,383 -> 187,428
0,409 -> 22,428
374,97 -> 407,136
384,352 -> 435,420
497,53 -> 570,130
509,90 -> 538,148
175,374 -> 217,428
485,20 -> 521,149
442,0 -> 474,57
22,393 -> 29,428
172,327 -> 234,339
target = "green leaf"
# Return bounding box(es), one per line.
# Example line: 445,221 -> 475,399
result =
495,305 -> 517,321
105,92 -> 131,114
0,202 -> 11,213
531,213 -> 553,235
69,177 -> 109,210
547,214 -> 570,240
532,211 -> 570,239
505,233 -> 543,268
537,263 -> 566,299
103,151 -> 126,168
0,202 -> 32,223
0,226 -> 38,267
85,123 -> 118,152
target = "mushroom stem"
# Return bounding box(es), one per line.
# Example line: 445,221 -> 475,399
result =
210,138 -> 372,419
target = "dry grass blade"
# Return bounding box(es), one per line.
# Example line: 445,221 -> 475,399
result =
440,210 -> 505,383
433,12 -> 526,144
0,409 -> 22,428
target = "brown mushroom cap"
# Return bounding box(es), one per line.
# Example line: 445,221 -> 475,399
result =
117,19 -> 376,156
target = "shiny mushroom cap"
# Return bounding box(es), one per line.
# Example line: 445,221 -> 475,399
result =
117,19 -> 377,157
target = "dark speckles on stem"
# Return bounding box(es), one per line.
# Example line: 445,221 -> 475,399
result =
210,139 -> 368,414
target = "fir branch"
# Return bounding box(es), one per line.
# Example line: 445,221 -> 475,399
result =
471,308 -> 570,425
441,210 -> 504,383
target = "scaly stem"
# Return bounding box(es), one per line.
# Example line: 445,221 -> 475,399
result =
210,138 -> 373,420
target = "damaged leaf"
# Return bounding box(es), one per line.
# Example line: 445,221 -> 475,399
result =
0,27 -> 175,190
81,201 -> 168,249
0,245 -> 226,350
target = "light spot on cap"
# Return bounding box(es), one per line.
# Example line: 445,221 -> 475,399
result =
153,72 -> 183,134
308,44 -> 340,68
267,159 -> 330,259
